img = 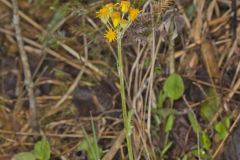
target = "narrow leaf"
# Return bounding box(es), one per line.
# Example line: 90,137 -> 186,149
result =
200,132 -> 211,150
13,152 -> 36,160
165,114 -> 174,133
157,90 -> 166,108
188,111 -> 202,134
200,88 -> 220,121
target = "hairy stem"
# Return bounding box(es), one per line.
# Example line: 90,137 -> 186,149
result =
117,38 -> 134,160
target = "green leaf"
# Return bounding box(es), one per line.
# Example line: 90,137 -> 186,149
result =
181,155 -> 188,160
163,74 -> 184,100
33,139 -> 51,160
200,132 -> 211,150
157,90 -> 166,108
214,116 -> 230,140
200,88 -> 220,121
214,122 -> 228,140
161,141 -> 173,157
222,116 -> 231,128
153,113 -> 161,126
165,114 -> 174,133
188,112 -> 202,134
13,152 -> 36,160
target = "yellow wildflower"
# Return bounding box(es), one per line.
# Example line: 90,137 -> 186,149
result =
120,19 -> 129,29
104,29 -> 116,42
120,1 -> 130,13
96,7 -> 111,24
105,3 -> 114,12
128,7 -> 140,21
111,12 -> 121,28
96,7 -> 110,18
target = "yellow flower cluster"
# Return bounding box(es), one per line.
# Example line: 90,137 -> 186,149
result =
96,1 -> 140,42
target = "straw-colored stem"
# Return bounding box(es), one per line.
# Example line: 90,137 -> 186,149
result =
117,38 -> 134,160
169,19 -> 175,74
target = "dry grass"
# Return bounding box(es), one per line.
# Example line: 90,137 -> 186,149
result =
0,0 -> 239,159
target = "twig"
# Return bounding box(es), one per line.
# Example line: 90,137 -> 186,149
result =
11,0 -> 38,130
231,0 -> 237,40
102,130 -> 125,160
226,77 -> 240,102
0,129 -> 116,139
0,129 -> 84,138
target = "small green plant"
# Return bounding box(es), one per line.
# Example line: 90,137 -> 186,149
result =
77,116 -> 103,160
214,115 -> 231,140
12,139 -> 51,160
153,73 -> 185,158
186,86 -> 230,158
77,136 -> 103,160
162,73 -> 184,158
200,131 -> 211,151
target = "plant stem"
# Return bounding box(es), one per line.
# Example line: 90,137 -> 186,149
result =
169,18 -> 175,74
117,38 -> 134,160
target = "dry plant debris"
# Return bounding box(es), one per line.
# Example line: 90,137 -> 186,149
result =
0,0 -> 239,159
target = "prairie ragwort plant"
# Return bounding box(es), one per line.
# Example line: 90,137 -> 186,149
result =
96,1 -> 140,159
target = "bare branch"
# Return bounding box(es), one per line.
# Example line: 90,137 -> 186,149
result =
11,0 -> 38,130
